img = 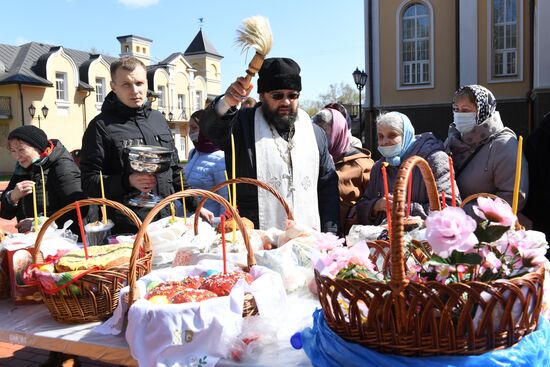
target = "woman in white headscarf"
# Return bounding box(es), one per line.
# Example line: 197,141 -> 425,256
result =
445,85 -> 528,213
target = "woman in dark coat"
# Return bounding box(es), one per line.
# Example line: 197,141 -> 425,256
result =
355,111 -> 459,225
0,125 -> 85,234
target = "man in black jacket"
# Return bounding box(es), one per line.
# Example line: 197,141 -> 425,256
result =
80,57 -> 187,233
200,58 -> 339,233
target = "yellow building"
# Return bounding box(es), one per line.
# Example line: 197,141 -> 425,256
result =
0,30 -> 222,172
361,0 -> 550,148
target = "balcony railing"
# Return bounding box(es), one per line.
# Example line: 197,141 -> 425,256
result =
0,96 -> 12,119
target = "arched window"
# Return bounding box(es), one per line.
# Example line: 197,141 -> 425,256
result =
491,0 -> 520,77
400,2 -> 432,86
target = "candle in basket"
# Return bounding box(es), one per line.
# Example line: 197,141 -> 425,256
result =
179,171 -> 187,223
512,136 -> 523,215
220,215 -> 227,274
99,171 -> 108,224
230,134 -> 237,242
381,163 -> 391,240
448,156 -> 456,207
441,191 -> 447,208
224,170 -> 232,205
40,166 -> 46,217
170,202 -> 176,221
230,133 -> 236,208
31,182 -> 38,232
75,202 -> 89,260
406,171 -> 412,219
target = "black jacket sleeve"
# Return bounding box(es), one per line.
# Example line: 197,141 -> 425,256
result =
0,177 -> 20,220
80,119 -> 129,199
313,124 -> 340,233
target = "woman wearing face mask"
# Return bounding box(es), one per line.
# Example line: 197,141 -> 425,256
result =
312,108 -> 374,234
184,109 -> 229,217
0,125 -> 85,235
445,85 -> 528,215
355,111 -> 458,225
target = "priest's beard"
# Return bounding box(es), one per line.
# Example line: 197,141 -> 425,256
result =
261,102 -> 298,133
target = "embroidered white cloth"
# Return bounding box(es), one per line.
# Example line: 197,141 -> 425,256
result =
255,108 -> 320,230
95,260 -> 286,367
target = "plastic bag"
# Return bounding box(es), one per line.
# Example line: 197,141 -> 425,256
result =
300,309 -> 550,367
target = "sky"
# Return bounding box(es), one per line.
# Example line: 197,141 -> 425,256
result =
0,0 -> 366,103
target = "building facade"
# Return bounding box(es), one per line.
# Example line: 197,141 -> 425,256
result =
0,30 -> 222,172
362,0 -> 550,149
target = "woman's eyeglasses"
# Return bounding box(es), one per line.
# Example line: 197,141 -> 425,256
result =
269,92 -> 300,101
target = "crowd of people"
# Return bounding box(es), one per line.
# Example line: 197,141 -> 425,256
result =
0,53 -> 547,367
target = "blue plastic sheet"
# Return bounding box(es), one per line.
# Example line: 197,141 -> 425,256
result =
300,309 -> 550,367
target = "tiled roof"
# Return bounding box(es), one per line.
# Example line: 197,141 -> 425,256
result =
184,30 -> 222,58
0,41 -> 117,87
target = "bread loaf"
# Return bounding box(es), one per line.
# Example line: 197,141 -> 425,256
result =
217,217 -> 254,234
55,243 -> 134,272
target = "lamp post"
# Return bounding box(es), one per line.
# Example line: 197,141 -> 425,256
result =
352,67 -> 368,145
28,104 -> 49,128
168,111 -> 174,121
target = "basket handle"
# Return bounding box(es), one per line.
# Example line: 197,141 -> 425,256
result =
390,156 -> 441,288
129,188 -> 254,304
193,177 -> 294,234
33,198 -> 149,264
461,193 -> 523,230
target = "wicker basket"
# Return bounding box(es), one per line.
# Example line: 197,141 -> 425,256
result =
193,177 -> 294,234
33,198 -> 152,323
315,155 -> 544,356
131,188 -> 259,316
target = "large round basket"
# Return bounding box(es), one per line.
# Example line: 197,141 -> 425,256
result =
315,155 -> 544,356
193,177 -> 294,234
131,188 -> 259,316
33,198 -> 152,323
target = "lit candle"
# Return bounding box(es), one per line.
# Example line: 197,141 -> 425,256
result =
39,166 -> 46,217
406,171 -> 412,219
448,156 -> 456,207
99,171 -> 108,224
224,170 -> 232,205
179,171 -> 187,223
441,191 -> 447,209
381,163 -> 392,240
32,182 -> 38,232
220,215 -> 227,274
512,136 -> 523,215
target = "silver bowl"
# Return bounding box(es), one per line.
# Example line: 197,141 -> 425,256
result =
124,145 -> 173,174
123,145 -> 174,207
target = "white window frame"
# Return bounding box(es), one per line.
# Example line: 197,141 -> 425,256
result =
488,0 -> 523,83
157,85 -> 166,109
55,72 -> 68,101
95,77 -> 105,105
396,0 -> 435,90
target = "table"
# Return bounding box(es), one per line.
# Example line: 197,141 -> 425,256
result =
0,290 -> 317,367
0,299 -> 137,366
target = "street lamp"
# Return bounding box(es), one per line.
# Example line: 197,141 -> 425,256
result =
352,67 -> 368,144
168,111 -> 174,121
28,104 -> 49,128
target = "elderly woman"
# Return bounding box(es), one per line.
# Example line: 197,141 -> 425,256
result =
445,85 -> 528,214
0,125 -> 85,234
312,108 -> 373,233
355,111 -> 458,225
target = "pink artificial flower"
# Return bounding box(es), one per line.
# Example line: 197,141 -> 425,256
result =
473,196 -> 516,227
314,232 -> 344,252
481,249 -> 502,273
511,230 -> 548,267
435,265 -> 455,283
425,206 -> 478,258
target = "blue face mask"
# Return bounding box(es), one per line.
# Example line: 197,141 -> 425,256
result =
377,143 -> 402,158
